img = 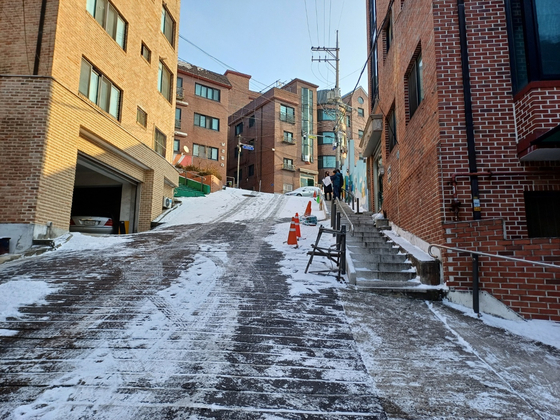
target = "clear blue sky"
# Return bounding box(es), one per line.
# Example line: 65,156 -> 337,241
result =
178,0 -> 368,95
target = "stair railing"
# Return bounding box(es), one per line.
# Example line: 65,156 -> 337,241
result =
332,198 -> 354,236
428,244 -> 560,315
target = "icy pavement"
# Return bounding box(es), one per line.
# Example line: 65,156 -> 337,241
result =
0,188 -> 559,419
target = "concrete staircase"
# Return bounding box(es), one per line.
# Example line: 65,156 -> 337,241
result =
334,202 -> 440,297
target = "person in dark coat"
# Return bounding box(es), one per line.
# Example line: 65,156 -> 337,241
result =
323,171 -> 333,200
331,169 -> 343,200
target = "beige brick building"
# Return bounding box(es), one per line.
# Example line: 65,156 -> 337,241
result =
0,0 -> 180,253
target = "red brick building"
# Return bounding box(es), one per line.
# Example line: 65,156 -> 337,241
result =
227,79 -> 319,193
364,0 -> 560,320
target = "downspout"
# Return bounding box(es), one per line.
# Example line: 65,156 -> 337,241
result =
34,0 -> 48,75
457,0 -> 481,220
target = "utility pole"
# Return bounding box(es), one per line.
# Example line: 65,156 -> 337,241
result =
312,31 -> 345,169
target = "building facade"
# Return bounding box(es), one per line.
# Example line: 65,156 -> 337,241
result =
0,0 -> 180,252
227,79 -> 319,194
174,62 -> 232,186
364,0 -> 560,320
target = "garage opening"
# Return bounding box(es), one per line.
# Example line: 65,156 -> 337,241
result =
72,155 -> 139,234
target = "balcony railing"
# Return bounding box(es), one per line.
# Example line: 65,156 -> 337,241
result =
282,136 -> 296,144
280,112 -> 295,124
176,87 -> 184,100
175,119 -> 182,129
282,163 -> 295,171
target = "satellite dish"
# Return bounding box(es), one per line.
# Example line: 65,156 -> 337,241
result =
183,146 -> 189,153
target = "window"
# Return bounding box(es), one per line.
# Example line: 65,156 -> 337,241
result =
283,183 -> 293,193
194,113 -> 219,131
369,0 -> 379,102
161,6 -> 175,46
280,105 -> 295,123
140,42 -> 151,62
235,122 -> 243,135
283,158 -> 294,170
347,115 -> 351,127
248,164 -> 255,176
283,131 -> 294,143
79,58 -> 121,119
384,10 -> 393,55
318,131 -> 335,145
507,0 -> 560,93
318,108 -> 337,121
358,108 -> 365,117
302,135 -> 313,162
387,106 -> 397,152
301,87 -> 313,144
86,0 -> 127,49
195,83 -> 221,102
173,139 -> 180,153
176,77 -> 183,100
524,191 -> 560,237
137,106 -> 147,127
318,155 -> 336,169
358,130 -> 364,139
358,96 -> 364,104
175,108 -> 181,129
249,115 -> 255,127
154,128 -> 166,157
193,143 -> 218,160
158,60 -> 173,102
407,52 -> 424,119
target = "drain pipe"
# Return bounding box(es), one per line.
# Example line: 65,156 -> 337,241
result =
457,0 -> 481,220
34,0 -> 48,75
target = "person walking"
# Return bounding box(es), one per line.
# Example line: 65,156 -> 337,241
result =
331,169 -> 343,200
322,171 -> 333,201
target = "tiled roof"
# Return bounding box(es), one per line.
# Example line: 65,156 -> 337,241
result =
177,61 -> 232,87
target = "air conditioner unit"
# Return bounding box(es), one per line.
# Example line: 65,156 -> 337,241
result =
302,155 -> 310,162
162,197 -> 173,209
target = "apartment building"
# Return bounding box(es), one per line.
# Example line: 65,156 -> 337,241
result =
227,79 -> 319,194
364,0 -> 560,320
173,62 -> 232,186
0,0 -> 180,252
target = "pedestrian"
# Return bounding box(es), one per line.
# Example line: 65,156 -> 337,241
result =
331,169 -> 343,200
322,171 -> 333,201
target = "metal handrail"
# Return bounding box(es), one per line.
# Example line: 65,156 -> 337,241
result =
428,243 -> 560,316
334,198 -> 354,236
428,244 -> 560,270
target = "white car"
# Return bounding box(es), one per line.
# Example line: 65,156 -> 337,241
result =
285,186 -> 322,197
70,216 -> 115,234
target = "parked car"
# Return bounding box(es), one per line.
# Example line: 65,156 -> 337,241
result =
285,186 -> 321,197
69,216 -> 115,234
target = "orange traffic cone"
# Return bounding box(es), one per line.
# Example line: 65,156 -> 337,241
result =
304,200 -> 312,217
294,213 -> 301,238
313,190 -> 317,198
287,218 -> 298,247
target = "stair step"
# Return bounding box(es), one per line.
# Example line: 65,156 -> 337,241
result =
349,252 -> 409,264
355,269 -> 417,282
348,245 -> 401,255
355,279 -> 422,288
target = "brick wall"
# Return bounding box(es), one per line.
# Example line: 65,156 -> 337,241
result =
444,219 -> 560,321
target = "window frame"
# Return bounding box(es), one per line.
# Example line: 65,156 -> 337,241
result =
141,42 -> 151,63
86,0 -> 127,49
195,83 -> 221,102
407,51 -> 424,119
506,0 -> 560,93
79,58 -> 122,120
194,113 -> 220,131
318,131 -> 335,145
136,106 -> 147,127
386,106 -> 397,152
161,5 -> 175,47
154,128 -> 167,158
318,155 -> 336,169
280,104 -> 295,123
158,60 -> 173,102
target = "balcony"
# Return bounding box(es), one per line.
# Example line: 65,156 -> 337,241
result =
282,163 -> 295,171
175,118 -> 182,129
280,111 -> 295,124
176,87 -> 184,101
282,136 -> 296,145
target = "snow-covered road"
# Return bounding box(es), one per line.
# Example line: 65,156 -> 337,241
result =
1,188 -> 559,419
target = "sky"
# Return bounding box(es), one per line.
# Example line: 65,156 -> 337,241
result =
178,0 -> 369,95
